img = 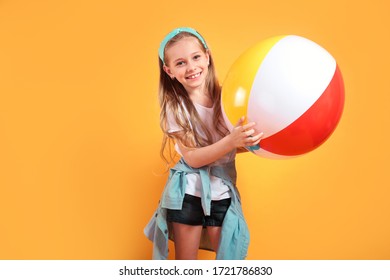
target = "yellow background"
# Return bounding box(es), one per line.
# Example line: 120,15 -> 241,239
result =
0,0 -> 389,259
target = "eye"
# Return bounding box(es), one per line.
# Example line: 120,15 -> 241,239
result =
193,54 -> 201,60
176,61 -> 185,66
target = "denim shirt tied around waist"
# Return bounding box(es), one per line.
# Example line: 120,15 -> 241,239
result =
143,158 -> 250,260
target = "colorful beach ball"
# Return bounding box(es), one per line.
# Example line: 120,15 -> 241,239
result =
222,35 -> 345,159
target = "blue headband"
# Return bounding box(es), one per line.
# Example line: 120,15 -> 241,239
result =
158,27 -> 208,64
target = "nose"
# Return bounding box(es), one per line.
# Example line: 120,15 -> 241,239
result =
186,60 -> 197,72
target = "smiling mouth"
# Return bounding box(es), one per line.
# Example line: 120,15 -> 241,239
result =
186,72 -> 201,79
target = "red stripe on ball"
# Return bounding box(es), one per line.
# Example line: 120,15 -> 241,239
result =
260,65 -> 345,156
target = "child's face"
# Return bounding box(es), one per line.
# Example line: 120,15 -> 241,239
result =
163,36 -> 210,94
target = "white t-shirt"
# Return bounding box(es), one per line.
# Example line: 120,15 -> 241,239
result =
167,102 -> 235,200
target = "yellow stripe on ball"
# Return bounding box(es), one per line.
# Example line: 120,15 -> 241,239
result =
222,35 -> 286,124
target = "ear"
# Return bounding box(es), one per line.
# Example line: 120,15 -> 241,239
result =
163,65 -> 175,79
205,50 -> 210,66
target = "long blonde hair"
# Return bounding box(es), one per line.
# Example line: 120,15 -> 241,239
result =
158,31 -> 228,165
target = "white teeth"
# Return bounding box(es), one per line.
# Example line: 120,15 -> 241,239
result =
187,73 -> 200,79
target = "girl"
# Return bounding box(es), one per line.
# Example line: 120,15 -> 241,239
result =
144,27 -> 263,260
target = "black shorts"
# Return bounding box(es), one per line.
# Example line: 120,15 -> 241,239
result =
166,194 -> 231,227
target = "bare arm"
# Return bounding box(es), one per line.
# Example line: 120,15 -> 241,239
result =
237,147 -> 250,153
175,117 -> 263,168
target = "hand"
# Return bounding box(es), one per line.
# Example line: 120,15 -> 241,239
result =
227,116 -> 264,149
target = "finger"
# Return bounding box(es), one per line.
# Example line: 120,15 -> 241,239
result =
246,132 -> 264,144
255,132 -> 264,139
249,132 -> 263,141
245,129 -> 255,136
248,132 -> 264,140
247,137 -> 261,146
242,121 -> 256,131
246,135 -> 258,143
234,116 -> 246,127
